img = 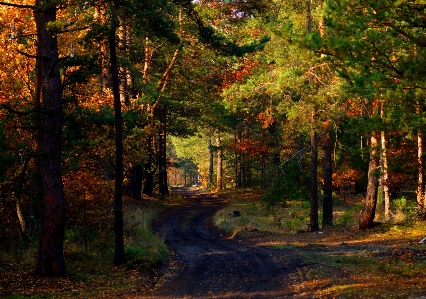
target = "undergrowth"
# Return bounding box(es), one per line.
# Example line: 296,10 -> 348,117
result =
0,198 -> 168,298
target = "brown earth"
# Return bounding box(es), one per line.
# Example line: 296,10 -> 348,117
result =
1,188 -> 426,298
131,188 -> 426,299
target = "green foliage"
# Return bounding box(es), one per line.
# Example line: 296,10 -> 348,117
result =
64,226 -> 97,247
335,207 -> 358,227
123,206 -> 169,268
124,244 -> 168,269
394,197 -> 407,211
262,160 -> 310,207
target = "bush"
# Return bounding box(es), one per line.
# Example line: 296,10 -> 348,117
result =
262,161 -> 310,207
124,244 -> 168,269
123,206 -> 169,268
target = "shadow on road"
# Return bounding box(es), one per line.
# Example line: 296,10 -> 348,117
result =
143,188 -> 310,299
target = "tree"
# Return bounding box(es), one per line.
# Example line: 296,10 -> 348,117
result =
33,0 -> 66,276
108,0 -> 125,266
322,119 -> 333,226
323,0 -> 426,226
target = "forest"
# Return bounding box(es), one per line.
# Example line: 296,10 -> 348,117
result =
1,0 -> 426,297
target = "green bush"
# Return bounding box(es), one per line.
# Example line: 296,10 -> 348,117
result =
262,161 -> 310,207
123,207 -> 169,268
124,243 -> 168,268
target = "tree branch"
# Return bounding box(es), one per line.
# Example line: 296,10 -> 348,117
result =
0,1 -> 34,9
17,50 -> 41,59
1,104 -> 47,116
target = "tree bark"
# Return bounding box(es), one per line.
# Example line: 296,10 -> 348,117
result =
31,35 -> 43,238
34,0 -> 66,277
359,134 -> 380,229
380,131 -> 390,220
208,137 -> 213,186
216,135 -> 223,191
109,1 -> 124,266
309,107 -> 319,232
416,102 -> 425,212
15,155 -> 32,239
157,105 -> 169,198
127,164 -> 143,200
322,119 -> 333,227
143,136 -> 156,196
237,129 -> 242,188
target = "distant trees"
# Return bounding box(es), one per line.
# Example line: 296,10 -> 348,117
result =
171,0 -> 426,230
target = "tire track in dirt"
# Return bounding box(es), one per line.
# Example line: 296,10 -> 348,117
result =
143,188 -> 307,299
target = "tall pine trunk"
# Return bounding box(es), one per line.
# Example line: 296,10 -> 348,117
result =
158,105 -> 168,198
416,102 -> 425,212
109,1 -> 124,266
306,0 -> 319,231
418,131 -> 425,212
143,136 -> 156,196
34,0 -> 66,277
359,134 -> 380,229
237,129 -> 242,188
208,137 -> 213,186
309,107 -> 319,231
380,130 -> 390,220
216,135 -> 223,191
322,119 -> 333,227
379,103 -> 390,220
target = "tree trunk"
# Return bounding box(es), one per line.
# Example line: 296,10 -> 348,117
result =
306,0 -> 319,232
15,155 -> 32,239
109,2 -> 124,266
359,134 -> 380,229
381,131 -> 390,221
143,136 -> 156,196
237,129 -> 242,188
143,172 -> 154,195
416,102 -> 425,212
309,107 -> 319,232
34,0 -> 66,277
158,105 -> 168,198
127,164 -> 143,200
94,4 -> 109,91
322,119 -> 333,227
32,37 -> 42,238
216,135 -> 223,191
208,137 -> 213,186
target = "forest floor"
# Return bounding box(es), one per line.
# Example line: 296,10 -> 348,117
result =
1,188 -> 426,298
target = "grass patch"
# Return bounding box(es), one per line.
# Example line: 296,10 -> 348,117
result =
215,189 -> 311,235
123,205 -> 169,269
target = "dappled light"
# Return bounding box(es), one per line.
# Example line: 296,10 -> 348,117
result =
1,0 -> 426,297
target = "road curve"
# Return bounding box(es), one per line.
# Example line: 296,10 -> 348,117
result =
144,188 -> 306,299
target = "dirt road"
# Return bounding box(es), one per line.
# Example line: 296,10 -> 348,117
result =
145,189 -> 310,299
